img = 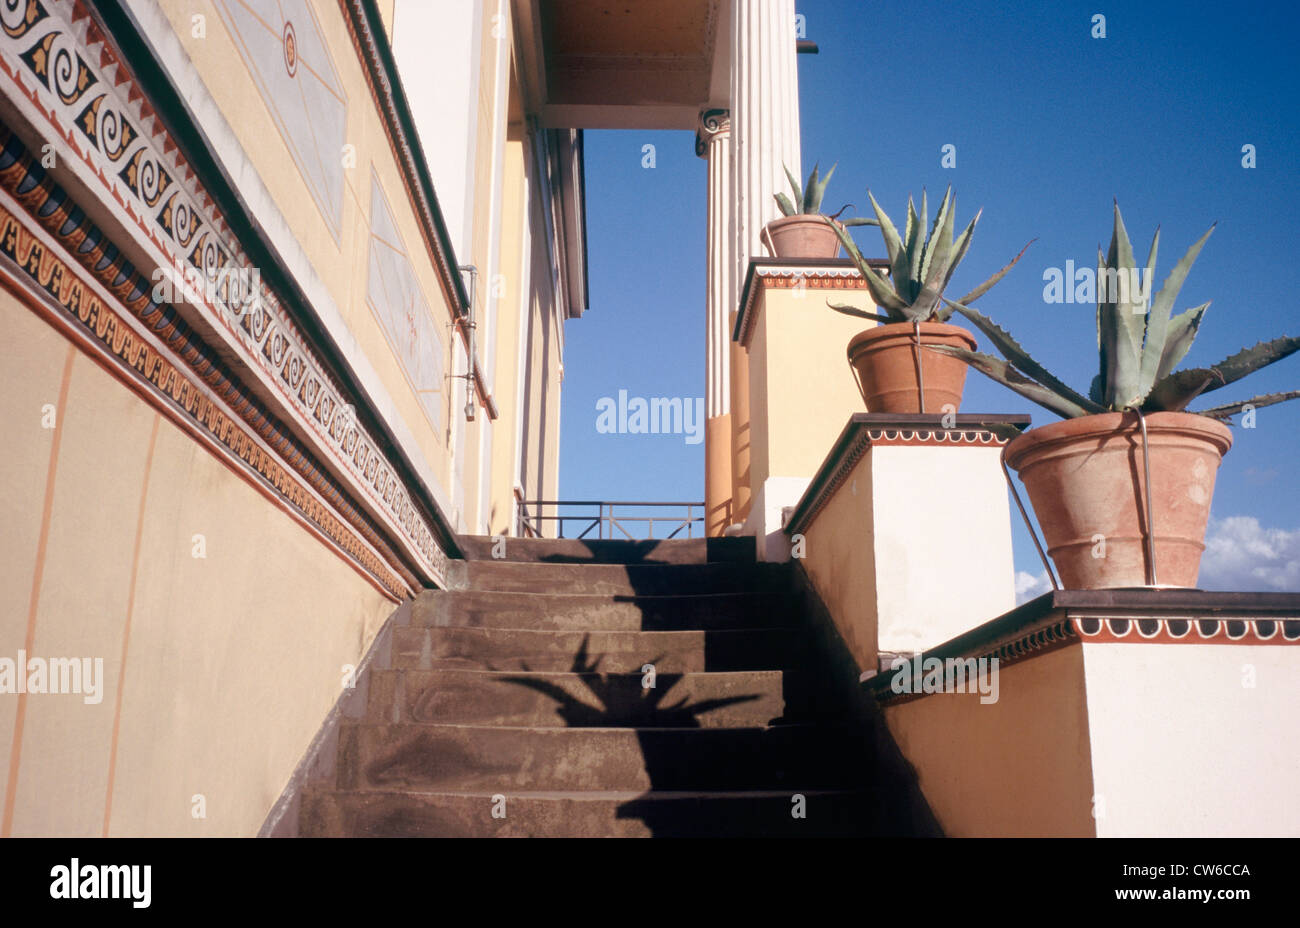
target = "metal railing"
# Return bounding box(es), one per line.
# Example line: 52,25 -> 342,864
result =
516,500 -> 705,540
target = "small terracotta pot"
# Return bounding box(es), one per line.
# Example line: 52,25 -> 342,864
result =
1004,411 -> 1232,589
763,214 -> 841,259
846,322 -> 976,413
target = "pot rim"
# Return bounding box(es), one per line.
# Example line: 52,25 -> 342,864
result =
764,213 -> 841,229
847,321 -> 977,353
1005,410 -> 1233,470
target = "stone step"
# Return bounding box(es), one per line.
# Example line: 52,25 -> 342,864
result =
299,787 -> 880,838
444,560 -> 791,596
336,722 -> 866,792
457,535 -> 756,565
390,626 -> 810,672
366,669 -> 838,728
412,590 -> 800,632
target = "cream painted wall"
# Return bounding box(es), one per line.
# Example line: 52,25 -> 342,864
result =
871,444 -> 1016,653
744,283 -> 872,495
884,644 -> 1098,837
799,453 -> 876,672
1,295 -> 393,836
1083,642 -> 1300,837
392,0 -> 481,261
489,130 -> 529,534
154,0 -> 459,505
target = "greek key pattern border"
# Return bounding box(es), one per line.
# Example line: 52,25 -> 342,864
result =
0,0 -> 446,582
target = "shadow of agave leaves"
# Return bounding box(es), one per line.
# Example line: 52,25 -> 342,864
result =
500,633 -> 761,728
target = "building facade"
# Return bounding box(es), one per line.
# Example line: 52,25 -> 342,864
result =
0,0 -> 808,838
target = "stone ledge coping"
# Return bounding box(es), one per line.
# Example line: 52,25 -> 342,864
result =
784,413 -> 1033,535
865,589 -> 1300,702
733,257 -> 892,345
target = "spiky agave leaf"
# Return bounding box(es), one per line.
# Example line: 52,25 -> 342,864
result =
918,187 -> 955,295
1195,336 -> 1300,394
1143,368 -> 1222,412
783,164 -> 804,209
973,421 -> 1029,442
1104,203 -> 1147,409
1195,390 -> 1300,421
907,190 -> 928,295
802,163 -> 821,213
1088,373 -> 1105,406
830,221 -> 909,317
942,210 -> 982,293
840,216 -> 879,226
925,345 -> 1099,419
953,238 -> 1037,306
943,299 -> 1106,414
773,191 -> 798,217
1095,245 -> 1112,406
1136,224 -> 1214,399
828,301 -> 893,323
806,162 -> 837,214
867,191 -> 906,271
1154,301 -> 1210,383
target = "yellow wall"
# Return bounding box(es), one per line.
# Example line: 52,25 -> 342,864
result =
0,295 -> 392,836
883,644 -> 1097,837
161,0 -> 460,500
745,282 -> 873,493
488,127 -> 528,534
800,452 -> 877,671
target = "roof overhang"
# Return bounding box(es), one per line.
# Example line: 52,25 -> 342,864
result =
512,0 -> 729,129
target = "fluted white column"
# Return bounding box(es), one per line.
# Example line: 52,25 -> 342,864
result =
731,0 -> 802,297
697,109 -> 733,534
697,109 -> 733,421
728,0 -> 802,524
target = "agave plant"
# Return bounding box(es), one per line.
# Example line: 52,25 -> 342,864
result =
827,186 -> 1033,324
933,203 -> 1300,424
774,162 -> 874,224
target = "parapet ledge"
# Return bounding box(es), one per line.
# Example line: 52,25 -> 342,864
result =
864,589 -> 1300,703
783,413 -> 1032,537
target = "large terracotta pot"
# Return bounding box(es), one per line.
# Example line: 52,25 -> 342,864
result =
1004,411 -> 1232,589
847,322 -> 977,413
763,214 -> 841,259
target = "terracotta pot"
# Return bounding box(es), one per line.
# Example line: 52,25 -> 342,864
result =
1004,411 -> 1232,589
762,214 -> 841,259
846,322 -> 977,413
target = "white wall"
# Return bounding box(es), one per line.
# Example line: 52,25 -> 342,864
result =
1083,642 -> 1300,837
391,0 -> 483,262
871,444 -> 1017,653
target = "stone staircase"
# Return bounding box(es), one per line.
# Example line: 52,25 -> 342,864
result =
297,536 -> 937,837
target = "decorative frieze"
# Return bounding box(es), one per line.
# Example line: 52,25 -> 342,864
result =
0,0 -> 449,587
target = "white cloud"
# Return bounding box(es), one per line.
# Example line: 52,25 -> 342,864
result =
1015,570 -> 1053,604
1198,516 -> 1300,592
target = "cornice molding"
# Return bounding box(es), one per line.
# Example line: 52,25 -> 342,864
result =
733,258 -> 888,347
784,413 -> 1031,536
868,591 -> 1300,703
0,0 -> 452,586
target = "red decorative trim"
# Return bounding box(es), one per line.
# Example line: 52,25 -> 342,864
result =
1072,616 -> 1300,645
0,0 -> 449,583
0,193 -> 410,601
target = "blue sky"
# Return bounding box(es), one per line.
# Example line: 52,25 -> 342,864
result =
560,0 -> 1300,590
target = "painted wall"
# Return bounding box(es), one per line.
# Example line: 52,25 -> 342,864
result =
152,0 -> 462,510
1083,642 -> 1300,837
870,443 -> 1016,653
149,0 -> 570,538
883,644 -> 1098,838
799,451 -> 877,671
392,0 -> 481,261
0,292 -> 393,836
744,280 -> 870,496
741,277 -> 872,555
